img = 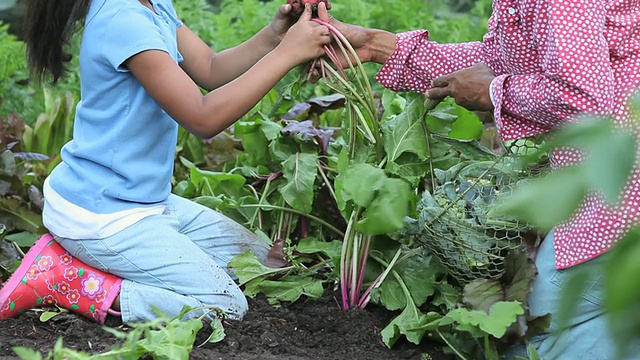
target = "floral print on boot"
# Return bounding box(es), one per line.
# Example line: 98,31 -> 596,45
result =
0,234 -> 122,324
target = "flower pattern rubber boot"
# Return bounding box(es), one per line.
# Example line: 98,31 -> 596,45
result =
0,233 -> 122,324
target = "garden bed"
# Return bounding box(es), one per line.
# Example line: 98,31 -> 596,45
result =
0,291 -> 452,360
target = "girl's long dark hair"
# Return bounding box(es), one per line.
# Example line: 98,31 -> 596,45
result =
23,0 -> 91,84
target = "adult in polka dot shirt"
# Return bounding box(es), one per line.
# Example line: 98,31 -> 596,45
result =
318,1 -> 640,359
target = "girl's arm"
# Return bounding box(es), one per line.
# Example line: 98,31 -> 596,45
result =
178,4 -> 296,91
126,6 -> 330,139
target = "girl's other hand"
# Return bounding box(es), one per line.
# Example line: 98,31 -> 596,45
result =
268,3 -> 296,46
275,4 -> 331,65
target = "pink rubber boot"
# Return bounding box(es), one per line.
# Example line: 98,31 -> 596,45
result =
0,234 -> 122,324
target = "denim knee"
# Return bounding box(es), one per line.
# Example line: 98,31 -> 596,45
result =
193,281 -> 249,321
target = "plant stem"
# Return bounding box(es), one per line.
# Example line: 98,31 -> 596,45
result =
240,204 -> 345,237
359,249 -> 403,308
437,329 -> 471,360
340,210 -> 358,309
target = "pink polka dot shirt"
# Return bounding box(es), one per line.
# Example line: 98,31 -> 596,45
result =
375,0 -> 640,269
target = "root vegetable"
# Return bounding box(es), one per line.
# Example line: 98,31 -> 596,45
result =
288,0 -> 331,17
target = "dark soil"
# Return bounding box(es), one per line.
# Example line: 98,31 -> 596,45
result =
0,291 -> 453,360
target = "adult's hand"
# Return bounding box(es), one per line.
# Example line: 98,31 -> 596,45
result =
426,62 -> 496,112
316,2 -> 396,65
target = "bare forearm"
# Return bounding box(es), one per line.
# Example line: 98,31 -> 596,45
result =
365,28 -> 397,64
191,49 -> 293,137
202,26 -> 280,90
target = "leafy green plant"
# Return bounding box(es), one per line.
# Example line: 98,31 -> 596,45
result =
0,111 -> 47,240
11,306 -> 225,360
22,89 -> 76,161
0,22 -> 41,121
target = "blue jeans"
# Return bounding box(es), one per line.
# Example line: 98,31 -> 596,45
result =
506,231 -> 637,360
53,195 -> 269,323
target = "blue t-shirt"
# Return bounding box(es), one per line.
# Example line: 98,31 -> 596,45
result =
48,0 -> 184,213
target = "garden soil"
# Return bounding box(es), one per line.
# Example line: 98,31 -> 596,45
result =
0,291 -> 453,360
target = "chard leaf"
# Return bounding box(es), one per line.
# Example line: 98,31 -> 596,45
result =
260,119 -> 284,141
357,178 -> 411,235
228,251 -> 290,286
0,198 -> 44,233
4,232 -> 39,247
445,301 -> 524,338
382,97 -> 428,162
295,237 -> 343,259
336,163 -> 386,209
462,250 -> 547,340
377,281 -> 405,311
11,348 -> 43,360
190,168 -> 247,199
380,304 -> 442,347
138,317 -> 203,359
385,152 -> 430,187
252,276 -> 324,305
235,118 -> 271,164
381,89 -> 407,121
432,280 -> 461,309
447,106 -> 483,140
431,134 -> 495,161
279,152 -> 319,213
204,317 -> 226,344
376,252 -> 443,310
269,139 -> 297,163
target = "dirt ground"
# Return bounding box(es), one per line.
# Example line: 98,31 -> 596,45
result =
0,291 -> 453,360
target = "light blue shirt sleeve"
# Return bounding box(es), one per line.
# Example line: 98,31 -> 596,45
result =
101,8 -> 172,72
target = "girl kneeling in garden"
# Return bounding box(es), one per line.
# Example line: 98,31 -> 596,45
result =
0,0 -> 330,324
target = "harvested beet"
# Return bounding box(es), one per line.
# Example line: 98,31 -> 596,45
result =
288,0 -> 331,18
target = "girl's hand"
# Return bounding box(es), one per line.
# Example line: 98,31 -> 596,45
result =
275,4 -> 331,65
268,3 -> 297,46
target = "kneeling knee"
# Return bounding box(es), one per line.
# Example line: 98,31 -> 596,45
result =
198,284 -> 248,321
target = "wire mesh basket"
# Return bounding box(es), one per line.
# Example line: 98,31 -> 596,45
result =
413,137 -> 547,284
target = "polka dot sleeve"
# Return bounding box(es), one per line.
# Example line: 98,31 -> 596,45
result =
491,0 -> 616,141
375,30 -> 496,93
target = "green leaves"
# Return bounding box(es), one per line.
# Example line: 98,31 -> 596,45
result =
358,178 -> 411,235
337,163 -> 386,208
22,90 -> 75,158
381,306 -> 442,347
279,152 -> 319,213
229,251 -> 324,306
336,163 -> 411,235
443,302 -> 524,338
382,96 -> 429,163
605,228 -> 640,357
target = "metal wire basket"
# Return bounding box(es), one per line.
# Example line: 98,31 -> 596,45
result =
413,137 -> 546,284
